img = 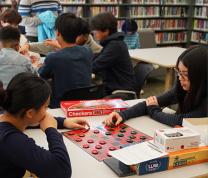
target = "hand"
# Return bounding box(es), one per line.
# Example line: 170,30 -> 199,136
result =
44,39 -> 61,49
146,96 -> 158,106
40,112 -> 57,132
103,112 -> 123,126
64,117 -> 90,130
19,43 -> 30,55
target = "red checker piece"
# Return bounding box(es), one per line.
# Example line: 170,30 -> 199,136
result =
95,145 -> 102,149
83,144 -> 90,149
99,140 -> 106,145
87,139 -> 94,144
79,133 -> 85,137
93,130 -> 100,134
109,146 -> 117,151
75,138 -> 82,142
92,150 -> 99,154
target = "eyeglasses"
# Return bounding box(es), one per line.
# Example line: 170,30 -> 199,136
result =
174,68 -> 189,80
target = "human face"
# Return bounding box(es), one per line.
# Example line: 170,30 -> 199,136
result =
76,34 -> 88,45
26,97 -> 50,126
176,61 -> 190,91
93,30 -> 109,41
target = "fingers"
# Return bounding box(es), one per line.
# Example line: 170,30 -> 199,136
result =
146,96 -> 158,106
103,112 -> 123,126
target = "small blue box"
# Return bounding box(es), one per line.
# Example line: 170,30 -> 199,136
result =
136,156 -> 169,175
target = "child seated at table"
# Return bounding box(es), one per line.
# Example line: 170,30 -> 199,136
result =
0,26 -> 37,89
104,45 -> 208,127
90,12 -> 136,99
0,72 -> 89,178
38,13 -> 93,108
121,19 -> 140,49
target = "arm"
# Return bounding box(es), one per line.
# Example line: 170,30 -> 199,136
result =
4,128 -> 71,178
38,55 -> 54,79
119,101 -> 147,121
157,86 -> 178,107
29,42 -> 55,55
92,42 -> 119,73
147,100 -> 207,127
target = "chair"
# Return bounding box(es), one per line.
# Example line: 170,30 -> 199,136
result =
134,62 -> 154,98
60,84 -> 105,101
138,30 -> 156,48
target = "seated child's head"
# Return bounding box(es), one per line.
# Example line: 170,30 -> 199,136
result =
0,26 -> 20,51
76,18 -> 90,45
90,12 -> 117,41
55,13 -> 82,46
121,19 -> 138,35
0,8 -> 22,28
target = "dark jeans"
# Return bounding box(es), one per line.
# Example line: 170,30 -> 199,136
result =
26,36 -> 38,42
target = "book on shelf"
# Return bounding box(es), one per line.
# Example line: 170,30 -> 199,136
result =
61,98 -> 129,117
130,6 -> 160,17
90,6 -> 118,16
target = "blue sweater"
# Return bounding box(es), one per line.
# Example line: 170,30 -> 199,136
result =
92,32 -> 136,94
39,46 -> 92,107
0,117 -> 71,178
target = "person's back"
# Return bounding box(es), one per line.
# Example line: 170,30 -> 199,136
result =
0,26 -> 37,88
39,46 -> 92,103
38,14 -> 93,108
90,13 -> 136,95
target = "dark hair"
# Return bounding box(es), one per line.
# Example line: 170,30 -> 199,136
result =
90,12 -> 117,35
0,8 -> 22,25
175,45 -> 208,113
55,13 -> 82,43
0,73 -> 51,117
79,18 -> 90,35
121,19 -> 138,34
0,26 -> 20,43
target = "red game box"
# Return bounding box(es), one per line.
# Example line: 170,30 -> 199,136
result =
60,99 -> 129,117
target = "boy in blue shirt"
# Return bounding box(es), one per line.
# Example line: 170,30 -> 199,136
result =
121,19 -> 140,49
38,13 -> 93,108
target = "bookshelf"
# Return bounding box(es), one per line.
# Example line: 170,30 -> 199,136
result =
0,0 -> 207,46
191,0 -> 208,44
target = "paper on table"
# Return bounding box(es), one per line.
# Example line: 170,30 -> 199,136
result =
109,141 -> 167,165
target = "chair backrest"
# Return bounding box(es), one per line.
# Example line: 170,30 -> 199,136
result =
60,84 -> 105,101
138,30 -> 156,48
134,62 -> 154,98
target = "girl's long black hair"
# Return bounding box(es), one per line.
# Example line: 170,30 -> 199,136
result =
176,45 -> 208,113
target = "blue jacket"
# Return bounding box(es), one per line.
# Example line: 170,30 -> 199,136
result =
38,10 -> 56,42
38,46 -> 93,108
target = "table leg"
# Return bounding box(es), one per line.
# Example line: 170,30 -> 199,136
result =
165,68 -> 175,91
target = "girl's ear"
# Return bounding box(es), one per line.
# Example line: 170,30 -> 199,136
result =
25,108 -> 35,120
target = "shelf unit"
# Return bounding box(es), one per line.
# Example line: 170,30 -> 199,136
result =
191,0 -> 208,45
0,0 -> 207,46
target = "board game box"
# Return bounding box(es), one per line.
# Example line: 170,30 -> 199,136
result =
62,123 -> 152,161
60,99 -> 129,117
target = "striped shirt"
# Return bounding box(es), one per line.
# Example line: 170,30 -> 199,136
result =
18,0 -> 62,37
124,32 -> 140,49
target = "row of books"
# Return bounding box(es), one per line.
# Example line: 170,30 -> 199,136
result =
90,6 -> 118,16
156,32 -> 187,43
195,0 -> 208,5
91,0 -> 117,3
131,0 -> 160,4
135,19 -> 186,30
162,7 -> 187,17
193,19 -> 208,30
130,7 -> 160,17
191,31 -> 208,43
59,0 -> 85,3
194,7 -> 208,18
162,0 -> 188,4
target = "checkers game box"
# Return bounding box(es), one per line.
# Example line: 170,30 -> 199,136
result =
61,99 -> 129,117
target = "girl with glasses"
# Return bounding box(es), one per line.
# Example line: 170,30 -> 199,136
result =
104,45 -> 208,127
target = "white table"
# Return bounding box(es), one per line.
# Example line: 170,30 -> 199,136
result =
24,100 -> 208,178
129,47 -> 186,91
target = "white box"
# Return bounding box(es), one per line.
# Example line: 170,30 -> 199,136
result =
154,127 -> 200,152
